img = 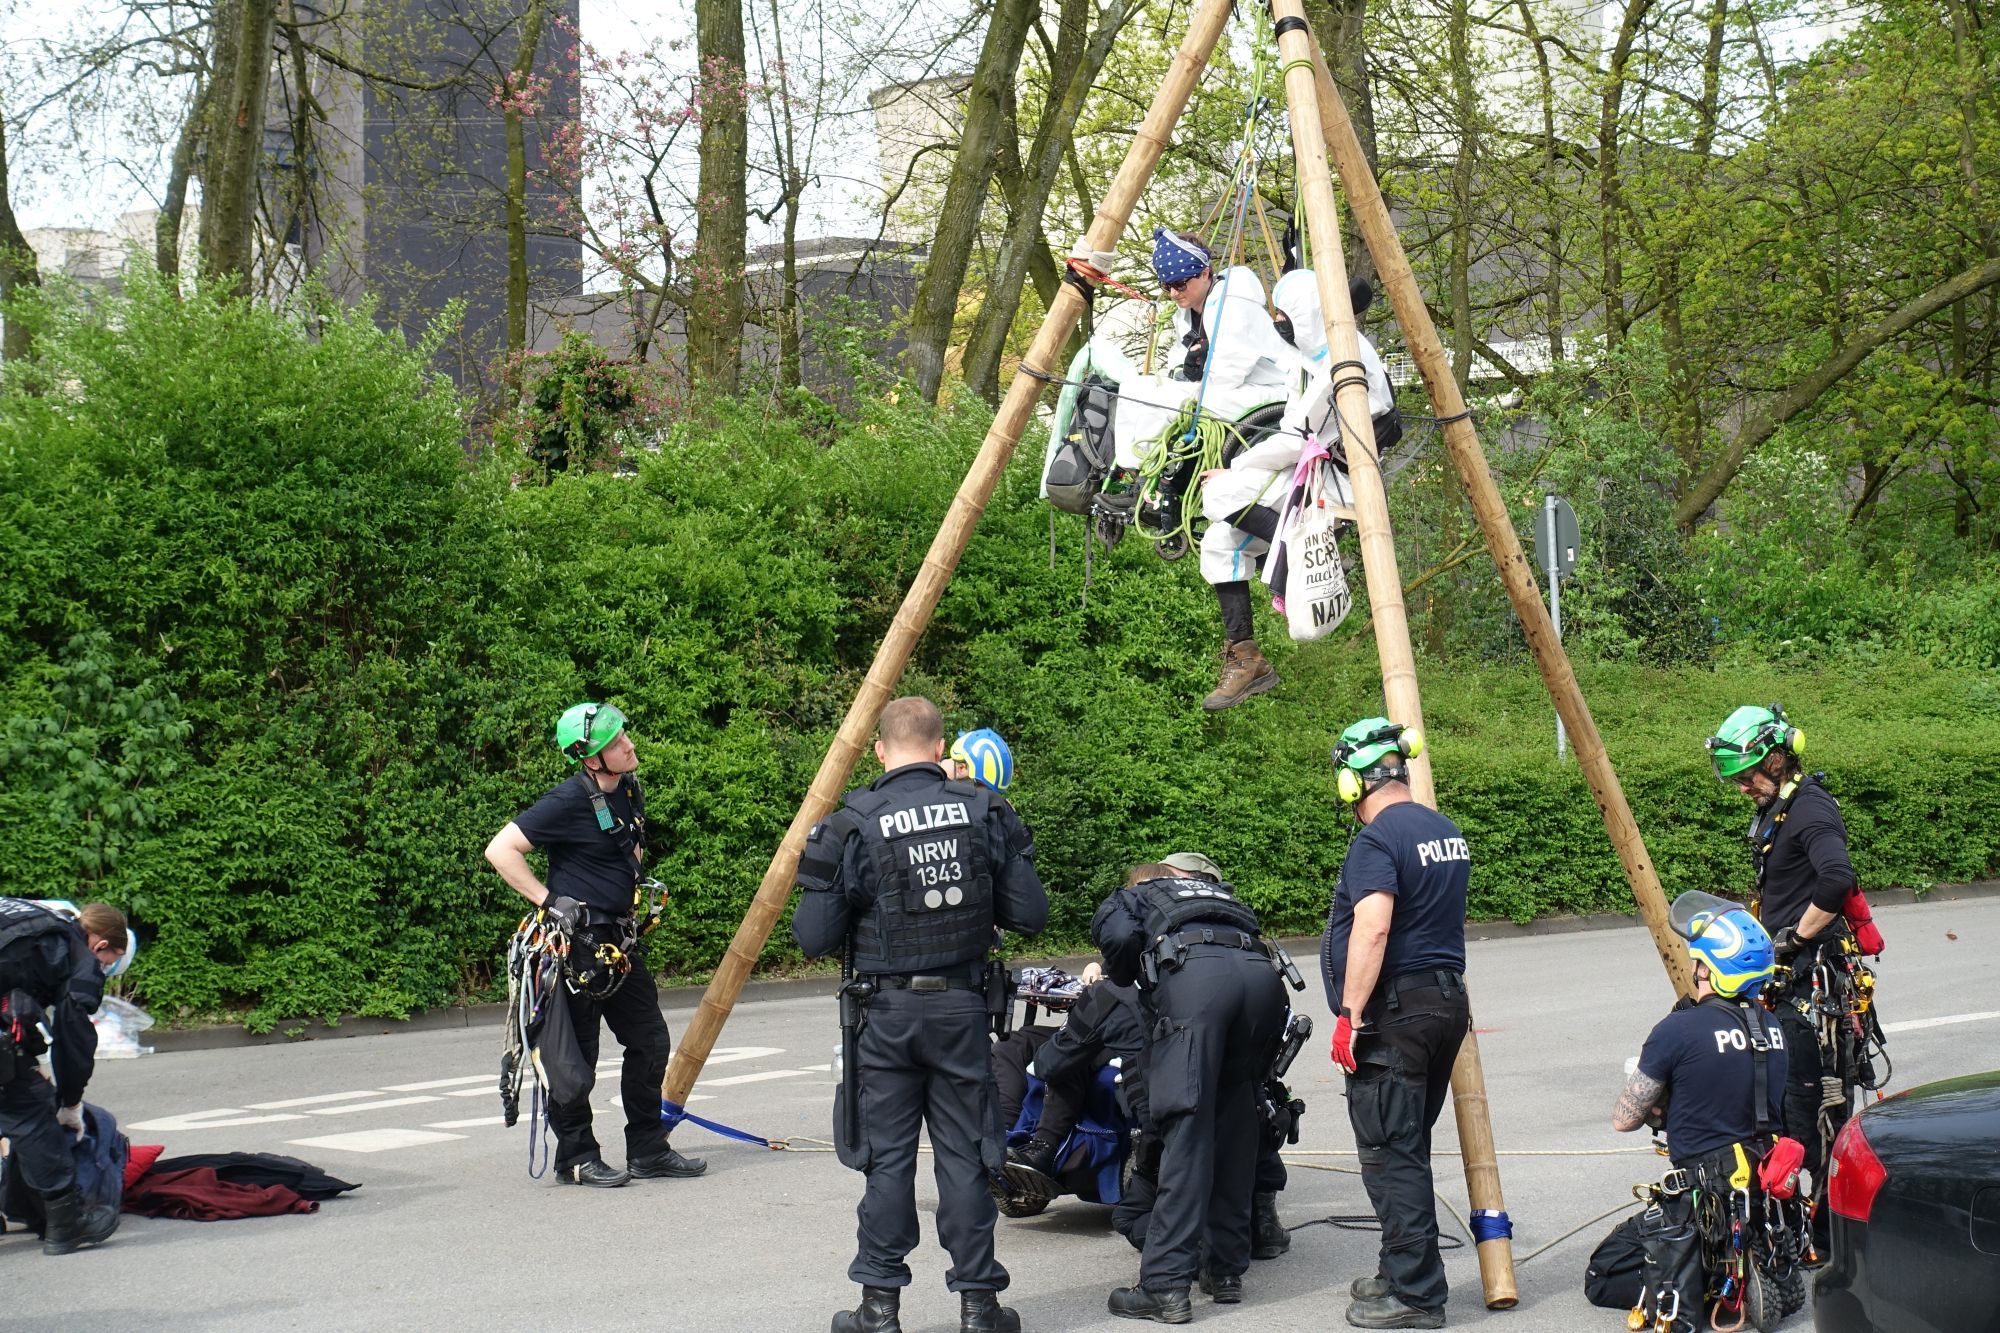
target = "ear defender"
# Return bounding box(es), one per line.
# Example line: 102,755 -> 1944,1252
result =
1790,727 -> 1805,757
1400,728 -> 1426,760
1337,767 -> 1364,804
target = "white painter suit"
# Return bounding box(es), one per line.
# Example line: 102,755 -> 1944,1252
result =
1109,265 -> 1296,472
1195,269 -> 1377,586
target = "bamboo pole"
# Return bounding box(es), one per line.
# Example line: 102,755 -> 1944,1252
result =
1302,41 -> 1693,1002
1269,0 -> 1517,1307
660,0 -> 1239,1116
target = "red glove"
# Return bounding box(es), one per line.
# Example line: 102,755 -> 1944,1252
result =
1331,1010 -> 1360,1073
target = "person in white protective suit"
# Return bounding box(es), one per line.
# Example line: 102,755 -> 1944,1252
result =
1106,230 -> 1298,480
1192,268 -> 1394,710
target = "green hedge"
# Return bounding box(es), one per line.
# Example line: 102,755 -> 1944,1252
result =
2,279 -> 1995,1027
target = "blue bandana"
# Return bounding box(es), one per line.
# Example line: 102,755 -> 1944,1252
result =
1152,227 -> 1211,286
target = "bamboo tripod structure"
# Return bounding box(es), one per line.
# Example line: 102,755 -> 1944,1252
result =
659,0 -> 1695,1313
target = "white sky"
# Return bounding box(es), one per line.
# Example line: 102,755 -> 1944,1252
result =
3,0 -> 1864,237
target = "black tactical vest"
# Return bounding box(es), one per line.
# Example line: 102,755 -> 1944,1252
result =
845,777 -> 996,975
0,897 -> 78,985
1135,876 -> 1262,944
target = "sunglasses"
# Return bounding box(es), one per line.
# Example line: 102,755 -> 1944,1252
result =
1163,277 -> 1199,294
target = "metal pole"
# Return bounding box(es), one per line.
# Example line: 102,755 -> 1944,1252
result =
1268,0 -> 1517,1307
659,0 -> 1240,1118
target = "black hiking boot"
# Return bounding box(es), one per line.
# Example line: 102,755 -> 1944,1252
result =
41,1187 -> 119,1255
1251,1190 -> 1290,1259
1002,1137 -> 1062,1199
1350,1273 -> 1391,1300
1345,1292 -> 1445,1329
1108,1285 -> 1193,1324
832,1286 -> 903,1333
959,1289 -> 1021,1332
1199,1269 -> 1243,1303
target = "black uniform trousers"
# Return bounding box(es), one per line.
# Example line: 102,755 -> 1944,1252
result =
1346,974 -> 1470,1314
1139,946 -> 1288,1290
546,954 -> 674,1171
850,986 -> 1008,1292
0,1068 -> 72,1197
992,1024 -> 1079,1145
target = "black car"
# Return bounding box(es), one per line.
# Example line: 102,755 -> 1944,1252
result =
1813,1069 -> 2000,1333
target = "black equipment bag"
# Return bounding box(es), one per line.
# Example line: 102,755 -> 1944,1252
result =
1584,1212 -> 1648,1309
1046,375 -> 1120,514
1635,1188 -> 1705,1333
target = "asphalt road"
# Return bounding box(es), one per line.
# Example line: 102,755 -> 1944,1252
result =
6,893 -> 1996,1332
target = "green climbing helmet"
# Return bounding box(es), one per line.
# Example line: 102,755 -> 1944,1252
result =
556,701 -> 627,763
1331,716 -> 1425,805
1705,704 -> 1803,783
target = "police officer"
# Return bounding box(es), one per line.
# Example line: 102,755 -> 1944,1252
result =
1094,860 -> 1288,1322
1323,717 -> 1469,1331
1611,894 -> 1790,1331
792,696 -> 1048,1333
1611,893 -> 1787,1166
0,898 -> 131,1254
484,701 -> 705,1188
1705,704 -> 1864,1239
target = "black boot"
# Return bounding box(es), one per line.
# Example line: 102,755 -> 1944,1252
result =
1199,1268 -> 1243,1303
832,1286 -> 903,1333
1002,1137 -> 1062,1200
960,1290 -> 1021,1332
1108,1285 -> 1193,1324
1250,1190 -> 1290,1259
41,1187 -> 119,1256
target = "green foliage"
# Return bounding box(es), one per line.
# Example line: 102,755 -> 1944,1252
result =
1,280 -> 1993,1028
497,331 -> 650,479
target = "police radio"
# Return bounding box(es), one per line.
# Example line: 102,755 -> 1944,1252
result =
1272,1009 -> 1313,1080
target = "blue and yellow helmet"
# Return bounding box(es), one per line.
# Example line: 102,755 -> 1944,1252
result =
950,728 -> 1014,791
1670,891 -> 1776,999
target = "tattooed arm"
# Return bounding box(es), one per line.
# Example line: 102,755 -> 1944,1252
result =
1611,1070 -> 1666,1132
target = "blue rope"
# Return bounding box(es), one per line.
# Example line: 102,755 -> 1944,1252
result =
1469,1208 -> 1514,1244
660,1098 -> 776,1149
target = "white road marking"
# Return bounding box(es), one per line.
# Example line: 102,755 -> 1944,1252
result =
287,1128 -> 465,1153
1882,1009 -> 2000,1034
247,1090 -> 388,1110
128,1109 -> 310,1133
706,1046 -> 784,1066
307,1095 -> 444,1116
426,1116 -> 507,1129
699,1069 -> 812,1088
802,1064 -> 831,1073
446,1085 -> 498,1097
382,1075 -> 496,1092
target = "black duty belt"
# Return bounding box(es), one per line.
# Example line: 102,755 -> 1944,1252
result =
868,973 -> 983,993
1162,927 -> 1269,956
1376,969 -> 1465,1015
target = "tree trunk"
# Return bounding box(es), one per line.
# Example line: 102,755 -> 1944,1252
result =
1515,0 -> 1561,362
904,0 -> 1036,402
688,0 -> 748,394
1674,256 -> 2000,529
1444,0 -> 1475,393
199,0 -> 280,294
504,0 -> 549,372
962,0 -> 1128,403
0,116 -> 42,362
1596,0 -> 1651,346
157,76 -> 211,279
